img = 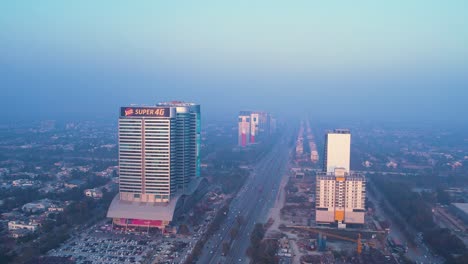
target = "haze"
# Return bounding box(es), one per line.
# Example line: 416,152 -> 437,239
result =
1,1 -> 467,123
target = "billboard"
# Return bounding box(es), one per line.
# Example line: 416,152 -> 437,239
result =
114,218 -> 164,227
120,107 -> 170,117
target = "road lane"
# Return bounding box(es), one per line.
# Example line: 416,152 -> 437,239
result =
197,134 -> 292,264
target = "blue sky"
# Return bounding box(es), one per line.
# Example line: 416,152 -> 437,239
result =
1,1 -> 467,122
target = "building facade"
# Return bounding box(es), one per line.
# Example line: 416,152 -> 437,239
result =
157,102 -> 201,178
250,112 -> 259,143
238,111 -> 251,147
118,103 -> 199,203
108,102 -> 200,229
323,129 -> 351,173
316,168 -> 366,226
8,221 -> 39,232
316,129 -> 366,227
237,110 -> 274,147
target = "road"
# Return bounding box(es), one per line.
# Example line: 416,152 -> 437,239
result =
367,181 -> 444,264
197,133 -> 292,264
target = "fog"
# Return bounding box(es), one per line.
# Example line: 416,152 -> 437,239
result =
1,1 -> 467,125
2,55 -> 467,126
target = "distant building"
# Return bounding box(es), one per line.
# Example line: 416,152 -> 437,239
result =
323,129 -> 351,173
48,204 -> 65,212
64,179 -> 85,189
84,188 -> 103,199
238,111 -> 251,147
8,221 -> 39,232
107,102 -> 201,230
449,203 -> 468,224
22,199 -> 54,214
296,138 -> 304,155
270,117 -> 277,135
238,110 -> 274,147
10,229 -> 31,238
12,179 -> 35,187
386,161 -> 398,169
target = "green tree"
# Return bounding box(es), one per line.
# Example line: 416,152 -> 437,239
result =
436,188 -> 451,205
222,242 -> 230,256
230,227 -> 238,240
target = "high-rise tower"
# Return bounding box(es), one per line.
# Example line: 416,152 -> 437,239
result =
107,102 -> 200,229
316,129 -> 366,227
238,111 -> 251,147
238,110 -> 273,147
323,129 -> 351,173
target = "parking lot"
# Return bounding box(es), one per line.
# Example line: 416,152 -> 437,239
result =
48,222 -> 194,264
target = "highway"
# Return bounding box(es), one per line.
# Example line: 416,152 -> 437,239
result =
197,132 -> 292,264
367,182 -> 444,264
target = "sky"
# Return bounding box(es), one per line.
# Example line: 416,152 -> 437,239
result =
1,1 -> 467,123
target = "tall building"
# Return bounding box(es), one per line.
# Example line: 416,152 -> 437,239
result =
323,129 -> 351,173
238,111 -> 251,147
238,110 -> 273,147
250,112 -> 259,143
316,168 -> 366,226
295,138 -> 304,156
107,102 -> 200,229
257,112 -> 272,138
157,101 -> 201,178
269,115 -> 277,135
316,129 -> 366,227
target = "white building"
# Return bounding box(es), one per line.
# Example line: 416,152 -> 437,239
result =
22,199 -> 53,213
323,129 -> 351,173
238,111 -> 273,147
317,129 -> 366,227
8,221 -> 39,232
84,188 -> 103,199
238,111 -> 251,147
250,112 -> 259,143
316,168 -> 366,226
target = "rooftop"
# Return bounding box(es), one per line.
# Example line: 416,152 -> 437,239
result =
107,178 -> 203,221
316,171 -> 365,179
452,203 -> 468,214
328,129 -> 350,134
106,194 -> 181,222
157,101 -> 198,107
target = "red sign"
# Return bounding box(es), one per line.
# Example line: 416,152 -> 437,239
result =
120,107 -> 170,117
116,218 -> 163,227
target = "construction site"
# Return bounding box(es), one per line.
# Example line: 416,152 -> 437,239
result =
264,120 -> 399,263
264,167 -> 399,263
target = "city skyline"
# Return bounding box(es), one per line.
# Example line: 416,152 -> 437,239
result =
1,2 -> 468,263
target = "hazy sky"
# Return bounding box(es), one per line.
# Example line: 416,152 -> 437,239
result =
1,1 -> 467,123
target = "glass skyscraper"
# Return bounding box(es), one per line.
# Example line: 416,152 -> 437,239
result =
117,102 -> 200,203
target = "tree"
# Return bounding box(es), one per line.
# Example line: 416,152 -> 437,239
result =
236,215 -> 245,225
230,227 -> 238,240
178,224 -> 190,235
222,242 -> 230,256
436,188 -> 451,205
